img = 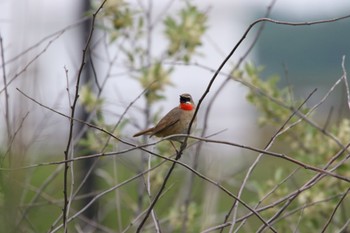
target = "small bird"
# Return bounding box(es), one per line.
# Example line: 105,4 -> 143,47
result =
133,93 -> 196,142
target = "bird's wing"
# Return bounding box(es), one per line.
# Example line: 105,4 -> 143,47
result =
151,107 -> 181,136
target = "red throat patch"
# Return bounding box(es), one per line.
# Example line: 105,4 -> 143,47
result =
180,103 -> 194,111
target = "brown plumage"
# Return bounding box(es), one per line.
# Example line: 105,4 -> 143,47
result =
133,93 -> 196,141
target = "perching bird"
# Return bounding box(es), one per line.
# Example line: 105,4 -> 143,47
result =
133,93 -> 196,142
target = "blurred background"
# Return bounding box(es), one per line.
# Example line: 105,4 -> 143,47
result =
1,0 -> 350,173
1,0 -> 350,232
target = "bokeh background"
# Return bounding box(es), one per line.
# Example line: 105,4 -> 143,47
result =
1,0 -> 350,232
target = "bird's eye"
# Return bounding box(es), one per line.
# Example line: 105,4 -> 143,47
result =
180,96 -> 190,102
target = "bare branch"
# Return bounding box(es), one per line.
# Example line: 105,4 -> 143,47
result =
62,0 -> 108,231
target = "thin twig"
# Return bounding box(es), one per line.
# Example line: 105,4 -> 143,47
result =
50,159 -> 163,233
234,168 -> 301,233
0,35 -> 11,144
64,67 -> 72,107
341,56 -> 349,110
3,112 -> 29,161
228,88 -> 316,232
16,164 -> 64,227
321,187 -> 350,232
293,204 -> 305,233
136,146 -> 185,232
338,218 -> 350,233
102,82 -> 154,152
4,17 -> 89,67
276,193 -> 345,224
0,30 -> 65,95
88,54 -> 101,91
323,106 -> 334,131
0,16 -> 89,95
282,62 -> 295,105
121,184 -> 174,233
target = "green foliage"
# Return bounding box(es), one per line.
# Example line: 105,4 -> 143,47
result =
139,62 -> 174,103
241,62 -> 350,232
79,85 -> 103,114
242,62 -> 298,126
169,202 -> 200,231
164,3 -> 207,62
78,84 -> 125,152
101,0 -> 134,41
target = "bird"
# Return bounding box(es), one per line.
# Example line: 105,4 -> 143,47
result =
133,93 -> 196,142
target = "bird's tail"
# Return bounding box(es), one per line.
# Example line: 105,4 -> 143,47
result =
133,127 -> 154,137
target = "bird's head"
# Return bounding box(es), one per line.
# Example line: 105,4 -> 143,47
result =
179,93 -> 195,110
